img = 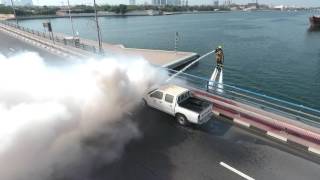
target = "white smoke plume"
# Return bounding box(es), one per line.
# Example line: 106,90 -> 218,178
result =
0,52 -> 168,180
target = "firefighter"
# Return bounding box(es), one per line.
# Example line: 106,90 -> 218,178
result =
215,46 -> 224,70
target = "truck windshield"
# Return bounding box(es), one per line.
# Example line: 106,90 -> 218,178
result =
147,89 -> 157,94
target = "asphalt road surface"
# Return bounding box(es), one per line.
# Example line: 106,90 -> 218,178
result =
96,106 -> 320,180
0,30 -> 66,65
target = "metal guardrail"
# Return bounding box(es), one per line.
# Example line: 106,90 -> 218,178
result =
0,20 -> 98,54
166,68 -> 320,128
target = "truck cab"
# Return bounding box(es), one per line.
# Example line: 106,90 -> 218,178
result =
144,85 -> 213,125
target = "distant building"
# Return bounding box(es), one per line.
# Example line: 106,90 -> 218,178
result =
152,0 -> 182,6
152,0 -> 166,6
129,0 -> 136,5
170,0 -> 182,6
223,0 -> 232,6
166,0 -> 174,5
179,0 -> 188,6
213,0 -> 219,6
247,2 -> 258,9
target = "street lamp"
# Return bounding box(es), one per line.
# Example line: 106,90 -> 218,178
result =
93,0 -> 103,54
10,0 -> 18,25
67,0 -> 76,39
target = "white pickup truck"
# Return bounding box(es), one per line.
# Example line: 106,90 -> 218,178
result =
143,85 -> 213,125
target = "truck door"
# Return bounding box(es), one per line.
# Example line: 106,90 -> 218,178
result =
149,91 -> 164,110
163,94 -> 175,115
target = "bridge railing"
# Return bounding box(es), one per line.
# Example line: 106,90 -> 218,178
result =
0,20 -> 98,54
166,68 -> 320,128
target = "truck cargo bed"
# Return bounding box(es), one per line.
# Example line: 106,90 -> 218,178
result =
179,97 -> 211,113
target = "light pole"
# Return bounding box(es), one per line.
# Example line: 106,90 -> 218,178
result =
93,0 -> 103,54
174,32 -> 179,54
10,0 -> 18,25
67,0 -> 76,39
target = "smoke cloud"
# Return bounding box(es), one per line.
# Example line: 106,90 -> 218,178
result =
0,52 -> 168,180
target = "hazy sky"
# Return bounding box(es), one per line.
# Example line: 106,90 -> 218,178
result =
32,0 -> 319,7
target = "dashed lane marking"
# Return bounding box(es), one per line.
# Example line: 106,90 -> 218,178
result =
220,162 -> 255,180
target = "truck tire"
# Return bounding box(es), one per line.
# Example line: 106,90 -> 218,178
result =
175,114 -> 188,126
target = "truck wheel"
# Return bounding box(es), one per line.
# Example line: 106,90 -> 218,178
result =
176,114 -> 188,126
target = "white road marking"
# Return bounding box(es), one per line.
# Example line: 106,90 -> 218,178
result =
220,162 -> 255,180
267,131 -> 287,142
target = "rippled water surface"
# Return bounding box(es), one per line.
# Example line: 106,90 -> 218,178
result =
19,11 -> 320,109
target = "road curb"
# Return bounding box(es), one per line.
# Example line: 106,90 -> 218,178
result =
287,139 -> 309,151
266,131 -> 288,142
249,126 -> 268,134
308,147 -> 320,155
234,118 -> 250,128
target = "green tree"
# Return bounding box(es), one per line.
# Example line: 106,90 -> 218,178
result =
0,5 -> 13,14
118,4 -> 127,14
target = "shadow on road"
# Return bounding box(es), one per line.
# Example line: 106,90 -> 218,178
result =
49,106 -> 320,180
92,106 -> 256,180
